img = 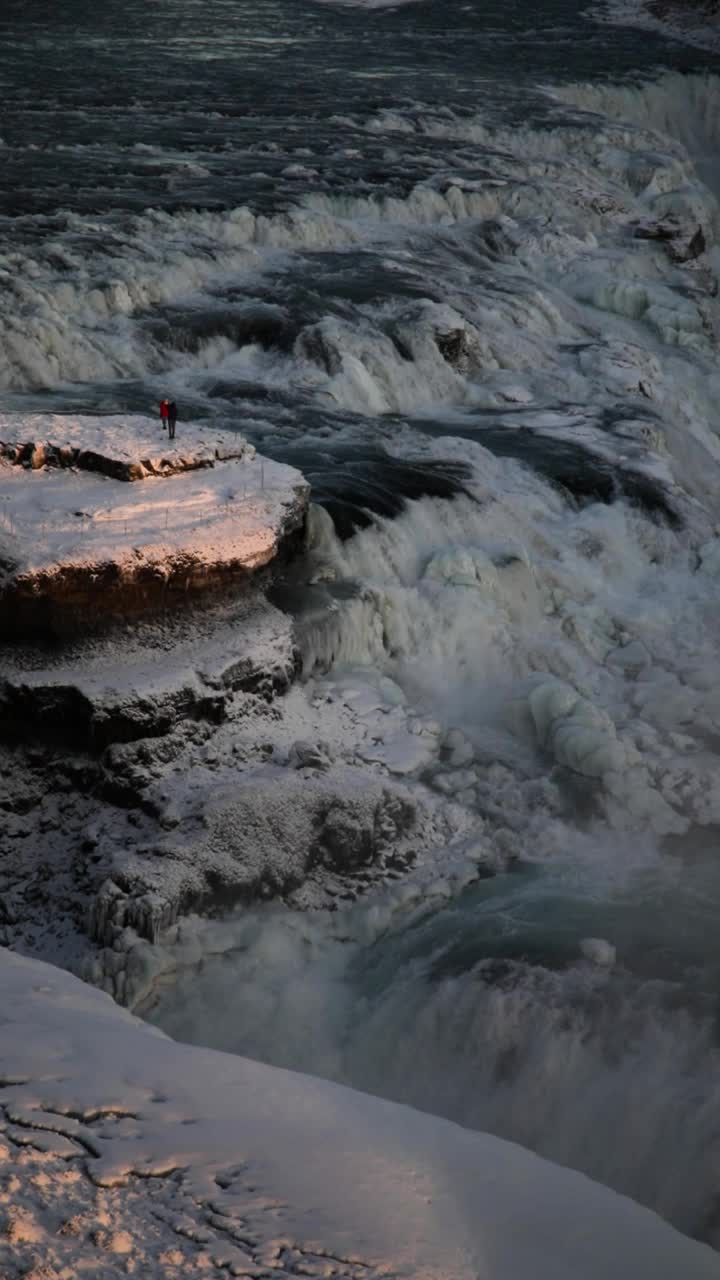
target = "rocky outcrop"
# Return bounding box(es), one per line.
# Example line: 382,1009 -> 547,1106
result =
0,673 -> 226,755
0,413 -> 489,1016
0,596 -> 298,751
435,328 -> 474,370
0,518 -> 306,642
0,439 -> 251,481
0,414 -> 255,482
0,413 -> 309,641
634,220 -> 709,266
87,765 -> 421,948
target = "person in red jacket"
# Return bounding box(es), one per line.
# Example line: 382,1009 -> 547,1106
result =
159,398 -> 169,429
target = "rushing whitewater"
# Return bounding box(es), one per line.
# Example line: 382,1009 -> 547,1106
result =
3,0 -> 720,1253
148,70 -> 720,1240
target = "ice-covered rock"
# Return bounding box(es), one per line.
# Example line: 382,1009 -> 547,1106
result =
528,680 -> 628,778
698,537 -> 720,576
450,740 -> 475,767
0,411 -> 308,641
289,739 -> 333,770
580,937 -> 618,967
425,545 -> 500,592
607,638 -> 652,675
439,728 -> 475,768
560,602 -> 620,662
89,766 -> 424,950
357,727 -> 436,775
603,764 -> 688,835
424,543 -> 539,622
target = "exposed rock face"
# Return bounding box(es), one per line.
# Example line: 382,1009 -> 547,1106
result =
633,220 -> 708,265
0,415 -> 492,1020
435,328 -> 473,370
0,441 -> 240,481
0,624 -> 485,1009
0,413 -> 255,481
0,596 -> 298,751
87,766 -> 421,948
0,529 -> 306,643
668,226 -> 706,264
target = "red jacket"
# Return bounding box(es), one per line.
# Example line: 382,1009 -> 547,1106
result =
160,400 -> 169,419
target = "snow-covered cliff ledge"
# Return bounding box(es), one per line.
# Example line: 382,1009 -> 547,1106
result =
0,416 -> 475,988
0,413 -> 309,641
0,947 -> 716,1280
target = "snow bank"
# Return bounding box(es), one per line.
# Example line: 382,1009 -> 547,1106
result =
0,947 -> 716,1280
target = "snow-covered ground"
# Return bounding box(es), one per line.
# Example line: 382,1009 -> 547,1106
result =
0,411 -> 255,471
1,946 -> 717,1280
0,412 -> 307,586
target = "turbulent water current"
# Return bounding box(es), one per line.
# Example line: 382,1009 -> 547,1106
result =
4,0 -> 720,1249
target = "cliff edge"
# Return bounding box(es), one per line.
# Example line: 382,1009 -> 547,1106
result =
0,412 -> 309,641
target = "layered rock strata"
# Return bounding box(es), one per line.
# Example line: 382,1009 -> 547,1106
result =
0,594 -> 299,751
0,613 -> 479,1009
0,413 -> 489,1012
0,412 -> 254,479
